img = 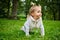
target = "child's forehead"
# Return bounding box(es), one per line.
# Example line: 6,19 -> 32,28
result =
31,6 -> 41,11
34,6 -> 41,9
29,6 -> 41,14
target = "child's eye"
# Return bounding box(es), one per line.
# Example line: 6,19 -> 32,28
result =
37,11 -> 40,13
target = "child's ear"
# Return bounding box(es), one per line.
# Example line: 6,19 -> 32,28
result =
31,13 -> 33,16
31,13 -> 34,16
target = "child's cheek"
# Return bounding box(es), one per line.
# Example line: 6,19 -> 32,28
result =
40,13 -> 42,16
36,13 -> 42,17
36,13 -> 41,16
31,13 -> 35,16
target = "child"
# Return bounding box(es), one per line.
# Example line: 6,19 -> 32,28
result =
21,3 -> 45,37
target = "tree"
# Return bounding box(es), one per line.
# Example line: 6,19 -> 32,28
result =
7,0 -> 10,17
57,0 -> 60,20
12,0 -> 18,19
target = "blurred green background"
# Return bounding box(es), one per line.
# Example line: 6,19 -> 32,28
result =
0,0 -> 60,20
0,0 -> 60,40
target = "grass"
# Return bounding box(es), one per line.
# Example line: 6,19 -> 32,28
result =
0,18 -> 60,40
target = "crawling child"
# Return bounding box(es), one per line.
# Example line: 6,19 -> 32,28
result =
21,3 -> 45,37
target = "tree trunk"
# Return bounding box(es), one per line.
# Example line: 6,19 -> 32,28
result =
7,0 -> 10,18
12,0 -> 18,19
58,5 -> 60,20
57,0 -> 60,20
53,12 -> 56,20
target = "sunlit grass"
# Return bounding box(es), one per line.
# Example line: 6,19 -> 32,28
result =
0,18 -> 60,40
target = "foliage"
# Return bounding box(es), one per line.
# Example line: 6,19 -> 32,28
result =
0,0 -> 60,20
0,0 -> 8,17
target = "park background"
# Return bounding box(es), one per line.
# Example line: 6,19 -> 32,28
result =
0,0 -> 60,40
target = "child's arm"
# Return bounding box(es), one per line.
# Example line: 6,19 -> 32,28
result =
39,17 -> 45,36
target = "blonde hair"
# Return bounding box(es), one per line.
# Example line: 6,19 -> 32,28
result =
29,2 -> 41,15
27,2 -> 41,19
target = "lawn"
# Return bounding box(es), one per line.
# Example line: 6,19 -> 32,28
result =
0,18 -> 60,40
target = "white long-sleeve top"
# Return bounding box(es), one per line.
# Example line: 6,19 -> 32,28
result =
24,16 -> 44,29
21,16 -> 45,36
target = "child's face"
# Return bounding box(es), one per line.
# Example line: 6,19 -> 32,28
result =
31,6 -> 42,20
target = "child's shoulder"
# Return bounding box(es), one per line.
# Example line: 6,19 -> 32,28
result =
26,15 -> 33,21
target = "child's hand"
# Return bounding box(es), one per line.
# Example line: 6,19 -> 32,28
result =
26,34 -> 31,37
